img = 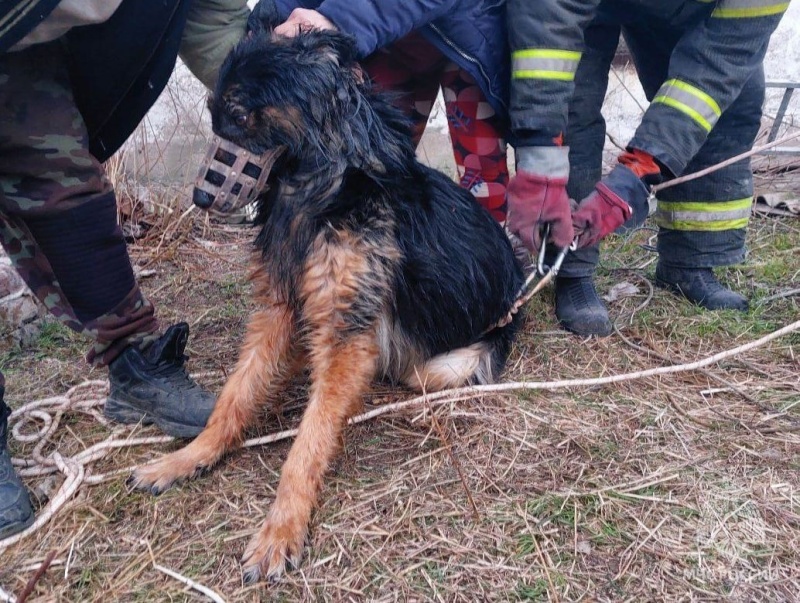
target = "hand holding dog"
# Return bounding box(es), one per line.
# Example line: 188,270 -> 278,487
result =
506,146 -> 574,254
274,8 -> 336,36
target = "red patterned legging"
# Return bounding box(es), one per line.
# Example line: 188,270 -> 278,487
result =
361,32 -> 509,223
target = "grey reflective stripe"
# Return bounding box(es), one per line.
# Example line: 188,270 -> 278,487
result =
652,79 -> 721,132
511,49 -> 582,81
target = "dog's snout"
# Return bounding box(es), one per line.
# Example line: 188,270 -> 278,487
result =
193,187 -> 215,209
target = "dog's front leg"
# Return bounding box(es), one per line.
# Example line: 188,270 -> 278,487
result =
131,303 -> 296,493
242,238 -> 382,582
241,328 -> 377,583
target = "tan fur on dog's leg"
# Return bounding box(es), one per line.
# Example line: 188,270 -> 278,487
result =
241,332 -> 377,583
132,303 -> 296,493
242,236 -> 381,583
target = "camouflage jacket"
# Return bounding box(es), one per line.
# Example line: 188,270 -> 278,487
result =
2,0 -> 248,162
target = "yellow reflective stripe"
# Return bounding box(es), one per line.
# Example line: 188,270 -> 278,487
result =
656,217 -> 750,231
653,96 -> 714,132
513,70 -> 576,81
512,49 -> 582,81
656,197 -> 752,231
653,79 -> 721,132
513,49 -> 583,60
712,0 -> 789,18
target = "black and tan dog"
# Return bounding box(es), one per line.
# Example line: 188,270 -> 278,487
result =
131,27 -> 523,583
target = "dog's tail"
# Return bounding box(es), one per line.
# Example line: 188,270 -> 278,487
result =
403,312 -> 522,392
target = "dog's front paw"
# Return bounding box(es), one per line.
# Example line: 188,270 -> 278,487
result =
128,450 -> 210,495
241,515 -> 307,584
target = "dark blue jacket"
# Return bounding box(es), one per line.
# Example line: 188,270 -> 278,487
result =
271,0 -> 509,124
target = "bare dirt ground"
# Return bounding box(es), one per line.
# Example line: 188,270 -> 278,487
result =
1,128 -> 799,601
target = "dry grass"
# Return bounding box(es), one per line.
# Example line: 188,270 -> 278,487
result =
1,72 -> 800,603
1,199 -> 798,602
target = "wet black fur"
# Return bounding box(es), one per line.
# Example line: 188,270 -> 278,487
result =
210,28 -> 523,377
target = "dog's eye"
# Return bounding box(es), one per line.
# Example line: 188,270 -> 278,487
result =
234,113 -> 249,127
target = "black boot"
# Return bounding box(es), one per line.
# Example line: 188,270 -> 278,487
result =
105,323 -> 216,438
555,277 -> 613,337
655,264 -> 749,311
0,388 -> 35,539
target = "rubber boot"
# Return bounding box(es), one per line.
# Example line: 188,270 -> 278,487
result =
0,388 -> 35,539
554,276 -> 613,337
655,264 -> 749,311
105,323 -> 216,438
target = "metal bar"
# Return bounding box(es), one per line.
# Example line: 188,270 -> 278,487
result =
765,81 -> 800,89
758,147 -> 800,155
768,87 -> 794,142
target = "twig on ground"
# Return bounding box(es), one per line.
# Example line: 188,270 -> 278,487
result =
532,533 -> 560,603
613,517 -> 669,581
424,399 -> 480,520
16,549 -> 57,603
758,287 -> 800,303
153,563 -> 227,603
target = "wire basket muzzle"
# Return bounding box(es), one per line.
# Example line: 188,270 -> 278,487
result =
193,136 -> 281,213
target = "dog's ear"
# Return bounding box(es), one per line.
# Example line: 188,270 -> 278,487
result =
247,0 -> 282,36
299,30 -> 358,68
325,32 -> 358,67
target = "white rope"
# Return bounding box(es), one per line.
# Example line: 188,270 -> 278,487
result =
2,319 -> 798,552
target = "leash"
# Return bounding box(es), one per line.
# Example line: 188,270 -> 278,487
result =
492,225 -> 576,330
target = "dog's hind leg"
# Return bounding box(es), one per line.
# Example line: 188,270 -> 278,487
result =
403,319 -> 519,392
403,342 -> 493,391
131,302 -> 297,494
241,237 -> 382,583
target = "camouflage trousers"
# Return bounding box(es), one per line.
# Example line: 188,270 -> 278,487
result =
0,41 -> 159,370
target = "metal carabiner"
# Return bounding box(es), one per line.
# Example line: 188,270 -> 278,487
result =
536,224 -> 578,278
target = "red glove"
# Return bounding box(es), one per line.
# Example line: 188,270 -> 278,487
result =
507,170 -> 574,254
572,149 -> 660,248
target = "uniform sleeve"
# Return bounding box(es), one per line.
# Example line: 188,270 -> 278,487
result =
628,0 -> 788,177
179,0 -> 251,90
315,0 -> 459,58
507,0 -> 601,147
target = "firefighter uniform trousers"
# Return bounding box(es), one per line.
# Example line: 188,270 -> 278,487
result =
518,0 -> 787,277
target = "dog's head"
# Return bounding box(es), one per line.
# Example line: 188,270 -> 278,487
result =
193,30 -> 361,212
210,30 -> 360,158
194,28 -> 410,213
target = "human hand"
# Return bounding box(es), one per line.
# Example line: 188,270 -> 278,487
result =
506,146 -> 574,254
274,8 -> 336,37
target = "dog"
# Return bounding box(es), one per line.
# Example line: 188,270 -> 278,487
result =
131,26 -> 523,583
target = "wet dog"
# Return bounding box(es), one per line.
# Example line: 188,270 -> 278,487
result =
131,27 -> 522,583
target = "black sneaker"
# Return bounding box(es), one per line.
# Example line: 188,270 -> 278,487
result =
105,323 -> 216,438
0,390 -> 35,539
555,277 -> 613,337
654,264 -> 749,311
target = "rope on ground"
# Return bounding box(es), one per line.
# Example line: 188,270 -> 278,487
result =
2,318 -> 799,553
